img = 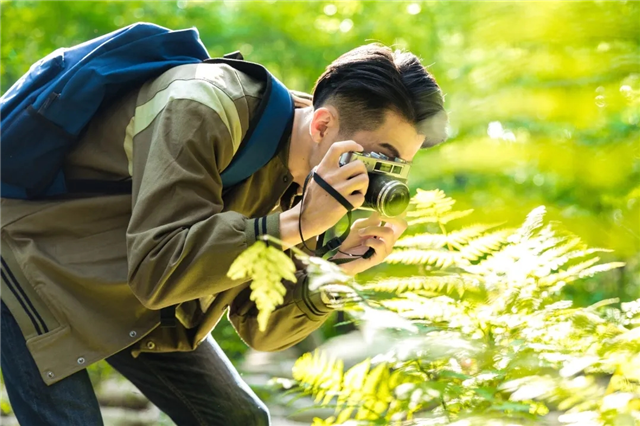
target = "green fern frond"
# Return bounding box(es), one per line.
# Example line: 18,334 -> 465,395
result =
293,352 -> 396,423
437,208 -> 475,225
394,232 -> 450,249
537,257 -> 597,286
578,262 -> 626,279
508,205 -> 546,244
387,249 -> 468,268
227,241 -> 295,331
282,191 -> 634,425
621,299 -> 640,326
292,350 -> 344,405
396,223 -> 503,250
406,189 -> 474,226
565,247 -> 614,261
408,209 -> 474,226
535,238 -> 585,271
460,230 -> 512,261
380,294 -> 464,322
364,275 -> 481,298
409,189 -> 456,215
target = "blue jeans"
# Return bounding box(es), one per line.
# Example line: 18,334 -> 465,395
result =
1,301 -> 270,426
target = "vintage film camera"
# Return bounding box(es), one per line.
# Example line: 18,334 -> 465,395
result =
339,151 -> 411,217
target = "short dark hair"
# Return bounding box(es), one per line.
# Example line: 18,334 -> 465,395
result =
312,43 -> 447,147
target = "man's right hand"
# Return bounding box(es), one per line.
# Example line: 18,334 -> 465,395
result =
279,140 -> 369,248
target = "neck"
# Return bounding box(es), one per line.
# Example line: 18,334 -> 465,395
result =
288,107 -> 315,187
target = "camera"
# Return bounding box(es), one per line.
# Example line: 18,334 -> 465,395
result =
339,151 -> 411,217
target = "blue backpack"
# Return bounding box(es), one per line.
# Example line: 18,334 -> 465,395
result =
1,22 -> 294,199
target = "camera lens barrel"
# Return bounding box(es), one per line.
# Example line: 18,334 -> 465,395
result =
364,173 -> 410,217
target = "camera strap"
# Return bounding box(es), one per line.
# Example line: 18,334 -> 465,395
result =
299,170 -> 374,264
311,172 -> 354,257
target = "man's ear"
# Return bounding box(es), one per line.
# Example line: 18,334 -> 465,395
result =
309,106 -> 339,144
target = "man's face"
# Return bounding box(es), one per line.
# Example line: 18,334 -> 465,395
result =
348,110 -> 425,162
310,107 -> 425,166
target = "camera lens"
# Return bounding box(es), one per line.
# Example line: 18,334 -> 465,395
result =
378,181 -> 410,217
364,174 -> 410,217
382,184 -> 410,217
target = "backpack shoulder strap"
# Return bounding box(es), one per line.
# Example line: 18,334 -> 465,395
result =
204,57 -> 295,187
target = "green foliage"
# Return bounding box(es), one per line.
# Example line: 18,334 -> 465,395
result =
227,240 -> 296,331
1,0 -> 638,302
275,191 -> 637,425
389,189 -> 513,268
1,2 -> 638,420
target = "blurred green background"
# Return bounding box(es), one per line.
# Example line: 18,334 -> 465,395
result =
1,0 -> 639,423
4,0 -> 636,300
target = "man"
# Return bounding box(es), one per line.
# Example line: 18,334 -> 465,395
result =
1,43 -> 447,425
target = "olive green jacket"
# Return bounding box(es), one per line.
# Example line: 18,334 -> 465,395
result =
0,62 -> 333,385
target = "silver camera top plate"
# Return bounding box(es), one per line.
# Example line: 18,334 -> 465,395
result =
339,152 -> 410,180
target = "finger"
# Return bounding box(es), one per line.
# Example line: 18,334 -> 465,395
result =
358,225 -> 395,240
322,140 -> 364,167
336,160 -> 368,179
380,215 -> 409,236
364,237 -> 389,259
340,172 -> 369,195
346,192 -> 365,210
351,212 -> 382,231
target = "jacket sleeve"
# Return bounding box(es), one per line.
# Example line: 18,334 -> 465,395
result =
126,94 -> 279,310
228,270 -> 334,352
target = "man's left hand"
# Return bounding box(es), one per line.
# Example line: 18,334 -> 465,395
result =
330,212 -> 407,276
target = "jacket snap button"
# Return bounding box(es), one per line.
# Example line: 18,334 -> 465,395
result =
282,176 -> 289,182
77,357 -> 85,365
129,330 -> 137,338
146,341 -> 156,350
46,371 -> 55,378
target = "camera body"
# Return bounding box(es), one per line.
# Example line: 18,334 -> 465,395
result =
339,151 -> 411,217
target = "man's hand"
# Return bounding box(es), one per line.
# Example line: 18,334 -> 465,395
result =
280,140 -> 369,248
330,212 -> 408,276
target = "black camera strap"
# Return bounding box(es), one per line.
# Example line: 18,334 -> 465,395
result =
299,170 -> 374,264
311,172 -> 353,257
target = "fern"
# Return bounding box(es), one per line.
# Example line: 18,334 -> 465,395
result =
396,223 -> 503,250
459,230 -> 512,261
406,189 -> 474,226
387,249 -> 467,268
242,190 -> 635,424
293,352 -> 415,425
292,350 -> 344,405
380,294 -> 465,322
408,209 -> 475,226
364,275 -> 482,298
227,240 -> 296,331
390,190 -> 513,270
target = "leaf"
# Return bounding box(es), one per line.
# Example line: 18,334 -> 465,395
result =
365,274 -> 481,298
227,241 -> 296,331
292,350 -> 344,405
343,359 -> 371,393
577,262 -> 626,279
396,223 -> 503,250
282,190 -> 633,425
408,209 -> 474,226
508,205 -> 546,244
460,230 -> 511,261
357,363 -> 392,419
386,249 -> 468,268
